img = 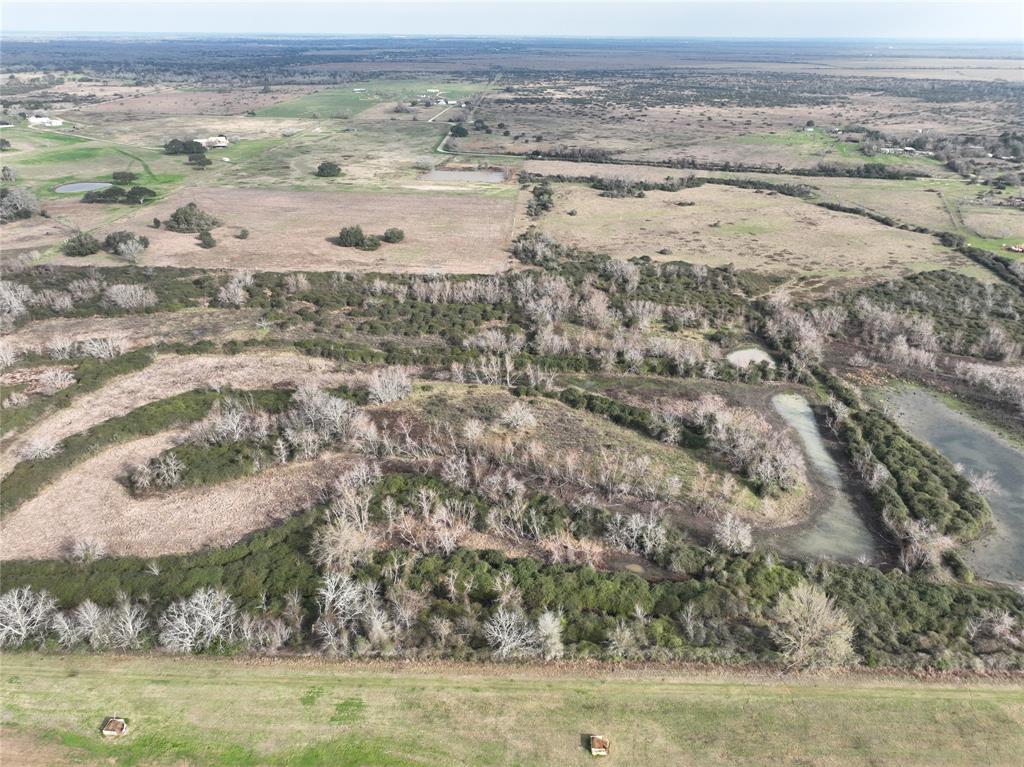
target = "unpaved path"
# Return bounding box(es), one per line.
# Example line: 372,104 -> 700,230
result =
0,351 -> 353,478
0,432 -> 347,560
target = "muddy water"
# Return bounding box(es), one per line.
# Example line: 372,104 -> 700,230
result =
423,169 -> 506,183
767,393 -> 878,562
880,387 -> 1024,584
54,181 -> 112,193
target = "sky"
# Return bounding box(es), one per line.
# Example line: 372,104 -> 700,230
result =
2,1 -> 1023,40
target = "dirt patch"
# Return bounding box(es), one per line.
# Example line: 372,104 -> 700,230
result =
0,433 -> 345,560
77,85 -> 322,116
51,187 -> 517,274
3,308 -> 265,354
0,727 -> 77,767
0,351 -> 353,478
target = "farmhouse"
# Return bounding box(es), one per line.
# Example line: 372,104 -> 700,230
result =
195,135 -> 229,149
27,115 -> 64,127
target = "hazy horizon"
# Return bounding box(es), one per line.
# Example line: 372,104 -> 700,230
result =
3,2 -> 1022,42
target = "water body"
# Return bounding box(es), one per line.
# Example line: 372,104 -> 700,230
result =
880,387 -> 1024,585
54,181 -> 112,193
767,393 -> 878,562
423,169 -> 506,183
726,347 -> 775,369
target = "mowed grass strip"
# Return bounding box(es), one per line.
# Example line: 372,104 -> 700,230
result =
2,654 -> 1022,766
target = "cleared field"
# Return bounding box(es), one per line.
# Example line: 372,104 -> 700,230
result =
79,84 -> 323,116
2,308 -> 266,354
0,351 -> 352,478
48,187 -> 518,273
526,183 -> 966,289
255,79 -> 482,119
2,655 -> 1021,767
0,434 -> 344,560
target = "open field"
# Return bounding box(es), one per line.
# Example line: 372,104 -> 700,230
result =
0,435 -> 345,560
0,351 -> 353,476
38,186 -> 518,273
2,308 -> 267,354
2,655 -> 1022,767
525,182 -> 965,288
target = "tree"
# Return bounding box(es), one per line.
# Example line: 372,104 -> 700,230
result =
189,154 -> 213,170
62,231 -> 101,257
366,366 -> 412,403
0,186 -> 40,222
111,171 -> 138,185
0,138 -> 11,151
165,202 -> 220,233
358,235 -> 381,251
237,228 -> 250,240
316,161 -> 342,177
337,225 -> 366,247
382,227 -> 405,243
770,582 -> 855,669
484,608 -> 538,659
158,587 -> 238,653
1,165 -> 16,183
450,124 -> 469,138
164,138 -> 206,155
197,229 -> 216,249
124,186 -> 157,204
536,610 -> 564,660
104,230 -> 150,260
0,586 -> 56,648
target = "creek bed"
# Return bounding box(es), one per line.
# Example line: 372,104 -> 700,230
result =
766,393 -> 878,563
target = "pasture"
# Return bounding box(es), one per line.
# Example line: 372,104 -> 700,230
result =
2,654 -> 1021,767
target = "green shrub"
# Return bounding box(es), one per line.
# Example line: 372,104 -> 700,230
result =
337,225 -> 366,247
165,202 -> 220,233
316,161 -> 341,177
61,231 -> 100,257
382,227 -> 405,243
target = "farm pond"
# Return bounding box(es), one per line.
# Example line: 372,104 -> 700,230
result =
54,181 -> 112,193
423,169 -> 506,183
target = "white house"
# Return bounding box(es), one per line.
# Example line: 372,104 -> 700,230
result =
28,115 -> 64,127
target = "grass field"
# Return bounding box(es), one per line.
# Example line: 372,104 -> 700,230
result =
256,80 -> 483,119
2,654 -> 1021,766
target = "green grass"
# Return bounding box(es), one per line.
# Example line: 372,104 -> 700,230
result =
256,80 -> 483,119
3,654 -> 1022,766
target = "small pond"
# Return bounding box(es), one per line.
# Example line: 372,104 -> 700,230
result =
423,169 -> 506,183
880,387 -> 1024,584
54,181 -> 112,193
726,347 -> 775,369
766,393 -> 878,563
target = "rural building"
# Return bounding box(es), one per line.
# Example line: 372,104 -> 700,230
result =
27,115 -> 64,127
195,135 -> 229,149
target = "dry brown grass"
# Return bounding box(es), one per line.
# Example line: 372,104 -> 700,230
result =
525,183 -> 964,287
0,433 -> 345,560
77,85 -> 321,116
3,308 -> 265,354
50,187 -> 517,274
0,351 -> 353,478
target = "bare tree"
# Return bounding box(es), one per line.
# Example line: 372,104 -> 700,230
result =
536,609 -> 564,660
158,587 -> 238,653
713,512 -> 753,554
104,284 -> 157,310
483,608 -> 539,659
366,366 -> 413,404
0,587 -> 57,648
769,582 -> 855,669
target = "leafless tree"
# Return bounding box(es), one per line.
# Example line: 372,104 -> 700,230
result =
0,339 -> 18,369
104,284 -> 157,311
19,437 -> 62,461
37,367 -> 76,395
158,587 -> 238,653
484,608 -> 539,660
536,609 -> 564,660
500,401 -> 537,431
366,366 -> 413,403
769,582 -> 855,669
713,512 -> 753,554
81,336 -> 126,360
0,587 -> 57,648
